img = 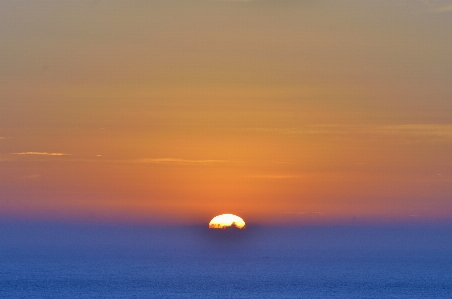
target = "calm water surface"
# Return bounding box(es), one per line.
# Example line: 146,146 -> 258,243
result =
1,222 -> 451,298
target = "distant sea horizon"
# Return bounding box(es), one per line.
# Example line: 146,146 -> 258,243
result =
1,219 -> 451,298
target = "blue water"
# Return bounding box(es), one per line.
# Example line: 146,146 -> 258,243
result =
1,222 -> 452,298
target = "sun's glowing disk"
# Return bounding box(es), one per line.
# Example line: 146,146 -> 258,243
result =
209,214 -> 246,229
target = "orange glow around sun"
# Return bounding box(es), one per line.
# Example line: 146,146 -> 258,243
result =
209,214 -> 246,229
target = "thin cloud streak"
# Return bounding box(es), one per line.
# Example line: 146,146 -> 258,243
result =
283,212 -> 324,216
2,156 -> 233,165
248,124 -> 452,138
380,124 -> 452,138
248,174 -> 307,179
431,4 -> 452,13
12,152 -> 72,156
134,158 -> 231,165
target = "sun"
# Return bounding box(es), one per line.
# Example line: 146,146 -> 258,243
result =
209,214 -> 246,229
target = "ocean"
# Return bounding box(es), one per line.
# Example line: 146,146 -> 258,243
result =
1,221 -> 451,298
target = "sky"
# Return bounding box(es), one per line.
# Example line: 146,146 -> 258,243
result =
1,0 -> 451,225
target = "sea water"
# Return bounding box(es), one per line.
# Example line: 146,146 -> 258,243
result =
1,222 -> 451,298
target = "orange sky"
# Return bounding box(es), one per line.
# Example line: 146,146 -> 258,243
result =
1,0 -> 451,224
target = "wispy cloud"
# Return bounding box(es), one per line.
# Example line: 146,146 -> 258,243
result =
380,124 -> 452,138
421,1 -> 452,13
282,211 -> 324,216
21,174 -> 41,180
248,124 -> 452,139
134,158 -> 229,165
249,174 -> 305,179
248,125 -> 389,136
12,152 -> 72,156
0,137 -> 7,140
247,126 -> 343,135
431,4 -> 452,13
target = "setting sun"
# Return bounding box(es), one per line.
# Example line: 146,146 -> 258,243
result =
209,214 -> 246,229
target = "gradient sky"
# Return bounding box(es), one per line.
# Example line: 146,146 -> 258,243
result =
1,0 -> 451,225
